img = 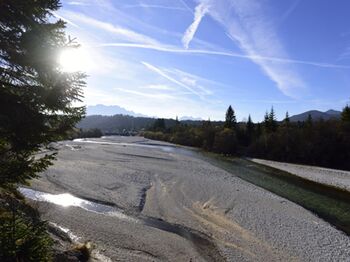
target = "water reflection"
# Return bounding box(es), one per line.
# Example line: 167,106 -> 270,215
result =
19,187 -> 139,222
19,187 -> 224,260
20,188 -> 90,208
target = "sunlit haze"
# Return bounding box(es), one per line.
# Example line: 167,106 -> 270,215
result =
59,47 -> 91,72
57,0 -> 350,121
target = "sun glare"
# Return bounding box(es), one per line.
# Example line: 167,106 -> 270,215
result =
42,193 -> 87,207
58,47 -> 91,72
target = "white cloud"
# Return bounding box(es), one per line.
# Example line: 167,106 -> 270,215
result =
179,0 -> 194,14
169,69 -> 214,95
279,0 -> 301,23
338,46 -> 350,61
181,76 -> 197,86
122,4 -> 187,11
60,11 -> 161,45
99,43 -> 350,70
182,2 -> 210,49
140,61 -> 224,100
120,93 -> 223,120
196,0 -> 306,97
141,61 -> 203,98
52,12 -> 80,28
68,1 -> 90,6
115,88 -> 176,100
139,84 -> 175,90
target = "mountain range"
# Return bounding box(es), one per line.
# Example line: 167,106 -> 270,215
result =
86,104 -> 147,117
289,109 -> 341,122
78,106 -> 342,133
86,104 -> 341,122
86,105 -> 203,120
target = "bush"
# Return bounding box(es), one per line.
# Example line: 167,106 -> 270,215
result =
0,191 -> 53,261
213,128 -> 237,154
75,128 -> 103,138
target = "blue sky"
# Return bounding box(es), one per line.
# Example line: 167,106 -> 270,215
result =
57,0 -> 350,121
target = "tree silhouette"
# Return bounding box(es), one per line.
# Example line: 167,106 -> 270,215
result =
144,102 -> 350,171
263,111 -> 269,130
225,105 -> 236,129
306,114 -> 313,127
0,0 -> 85,189
0,0 -> 85,259
268,107 -> 277,132
153,118 -> 166,131
341,104 -> 350,123
285,111 -> 290,124
247,115 -> 254,133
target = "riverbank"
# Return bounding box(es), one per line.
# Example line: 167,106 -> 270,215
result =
251,158 -> 350,192
28,136 -> 350,261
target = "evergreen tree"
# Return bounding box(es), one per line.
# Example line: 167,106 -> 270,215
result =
264,108 -> 277,132
285,111 -> 290,124
0,0 -> 85,189
153,118 -> 166,131
269,107 -> 277,131
341,104 -> 350,123
201,119 -> 215,150
255,122 -> 262,138
263,111 -> 269,130
245,114 -> 254,145
175,116 -> 180,128
0,1 -> 85,259
246,115 -> 254,135
225,105 -> 236,129
247,115 -> 254,131
306,113 -> 313,127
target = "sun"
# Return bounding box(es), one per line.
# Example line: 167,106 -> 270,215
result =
58,47 -> 91,72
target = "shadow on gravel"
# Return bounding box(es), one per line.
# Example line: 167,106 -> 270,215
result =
141,216 -> 225,262
20,187 -> 225,262
127,141 -> 350,237
138,185 -> 151,212
104,150 -> 174,161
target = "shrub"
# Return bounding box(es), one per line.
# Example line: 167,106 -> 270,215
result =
0,192 -> 53,261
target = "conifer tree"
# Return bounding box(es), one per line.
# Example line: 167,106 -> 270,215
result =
285,111 -> 290,124
0,0 -> 86,189
269,107 -> 277,132
306,114 -> 313,127
153,118 -> 166,131
263,111 -> 269,127
245,114 -> 254,144
246,115 -> 254,134
225,105 -> 236,129
341,104 -> 350,123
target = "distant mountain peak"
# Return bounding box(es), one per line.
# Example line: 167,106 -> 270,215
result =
289,109 -> 341,122
325,109 -> 341,115
179,116 -> 204,121
86,104 -> 146,117
86,104 -> 204,121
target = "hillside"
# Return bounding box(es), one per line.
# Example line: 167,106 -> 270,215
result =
289,110 -> 341,122
77,108 -> 342,133
86,104 -> 146,117
77,114 -> 215,133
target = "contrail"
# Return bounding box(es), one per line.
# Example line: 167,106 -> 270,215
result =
99,43 -> 350,70
122,4 -> 187,11
182,3 -> 210,49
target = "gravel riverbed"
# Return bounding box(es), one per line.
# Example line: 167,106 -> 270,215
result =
29,136 -> 350,261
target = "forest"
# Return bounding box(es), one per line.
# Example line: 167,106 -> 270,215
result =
143,105 -> 350,171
